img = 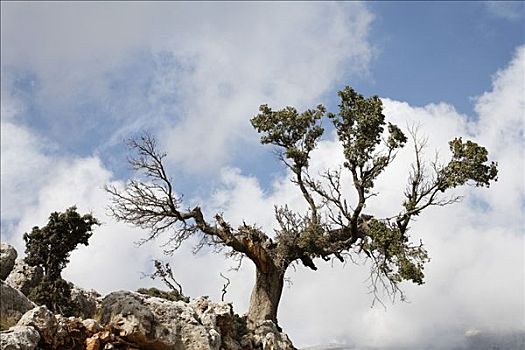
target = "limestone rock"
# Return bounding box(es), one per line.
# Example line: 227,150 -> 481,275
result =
5,260 -> 43,296
70,285 -> 100,318
0,243 -> 17,280
53,314 -> 91,350
243,320 -> 296,350
17,306 -> 57,347
0,281 -> 36,330
82,318 -> 103,333
190,297 -> 242,349
16,306 -> 95,350
85,333 -> 102,350
97,292 -> 294,350
0,325 -> 40,350
98,291 -> 232,350
85,330 -> 117,350
1,288 -> 297,350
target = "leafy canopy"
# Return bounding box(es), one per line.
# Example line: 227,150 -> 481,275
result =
250,86 -> 497,301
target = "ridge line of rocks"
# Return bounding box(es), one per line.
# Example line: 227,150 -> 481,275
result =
0,242 -> 296,350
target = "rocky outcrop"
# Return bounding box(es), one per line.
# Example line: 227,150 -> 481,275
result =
53,315 -> 93,350
5,306 -> 99,350
16,306 -> 57,347
1,266 -> 295,350
0,281 -> 36,330
0,290 -> 295,350
0,325 -> 40,350
243,320 -> 295,350
5,260 -> 43,296
97,291 -> 225,349
0,243 -> 17,280
95,291 -> 295,350
17,306 -> 92,350
70,285 -> 100,319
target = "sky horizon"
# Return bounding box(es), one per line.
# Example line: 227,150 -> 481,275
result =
1,2 -> 524,349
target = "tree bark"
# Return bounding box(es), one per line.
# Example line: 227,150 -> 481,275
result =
246,265 -> 285,328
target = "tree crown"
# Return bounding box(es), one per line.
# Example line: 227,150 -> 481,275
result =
106,85 -> 498,304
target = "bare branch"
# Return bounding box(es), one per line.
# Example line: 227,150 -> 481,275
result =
393,127 -> 464,234
219,273 -> 231,302
106,134 -> 276,271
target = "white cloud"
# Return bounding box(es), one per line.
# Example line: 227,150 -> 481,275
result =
1,2 -> 374,173
151,2 -> 375,171
0,93 -> 161,293
2,43 -> 523,350
0,102 -> 56,221
1,1 -> 374,297
473,46 -> 525,229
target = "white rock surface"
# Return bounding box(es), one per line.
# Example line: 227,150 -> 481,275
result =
1,287 -> 296,350
0,325 -> 40,350
246,319 -> 296,350
96,292 -> 295,350
5,260 -> 43,296
98,291 -> 217,349
17,306 -> 57,347
0,243 -> 17,280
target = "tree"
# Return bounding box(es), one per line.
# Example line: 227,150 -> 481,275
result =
106,86 -> 497,330
23,206 -> 99,314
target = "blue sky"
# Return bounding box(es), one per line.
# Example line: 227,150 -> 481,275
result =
1,2 -> 524,349
364,1 -> 524,115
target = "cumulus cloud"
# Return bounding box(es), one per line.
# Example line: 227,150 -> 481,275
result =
1,2 -> 374,172
155,2 -> 374,171
0,109 -> 150,293
0,121 -> 54,222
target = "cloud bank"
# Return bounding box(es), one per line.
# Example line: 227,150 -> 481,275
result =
1,2 -> 374,172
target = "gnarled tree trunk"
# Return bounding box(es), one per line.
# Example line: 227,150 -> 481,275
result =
246,265 -> 285,328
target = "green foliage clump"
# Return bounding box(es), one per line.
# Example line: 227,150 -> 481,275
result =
29,277 -> 75,315
328,87 -> 408,194
439,137 -> 498,190
296,223 -> 327,255
251,104 -> 325,168
362,219 -> 429,286
329,87 -> 407,169
136,287 -> 190,303
23,206 -> 99,314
